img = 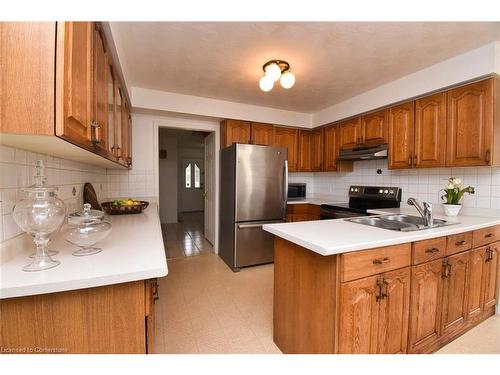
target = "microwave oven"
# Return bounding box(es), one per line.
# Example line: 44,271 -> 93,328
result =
287,183 -> 306,201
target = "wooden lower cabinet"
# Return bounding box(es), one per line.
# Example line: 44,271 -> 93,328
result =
338,274 -> 380,354
0,279 -> 158,354
408,259 -> 444,353
286,204 -> 321,222
441,251 -> 470,337
339,267 -> 411,354
274,228 -> 500,354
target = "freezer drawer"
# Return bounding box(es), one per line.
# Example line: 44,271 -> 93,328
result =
234,220 -> 283,268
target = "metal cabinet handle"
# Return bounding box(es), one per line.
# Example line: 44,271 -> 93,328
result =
90,121 -> 102,145
455,240 -> 466,246
442,260 -> 449,278
485,233 -> 494,238
376,278 -> 383,302
425,247 -> 440,254
408,156 -> 412,167
376,278 -> 389,302
413,155 -> 417,167
486,149 -> 491,163
373,257 -> 390,265
486,247 -> 493,262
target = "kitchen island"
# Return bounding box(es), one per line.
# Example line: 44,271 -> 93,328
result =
263,208 -> 500,354
0,203 -> 167,354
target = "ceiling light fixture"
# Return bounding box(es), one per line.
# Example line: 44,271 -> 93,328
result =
259,60 -> 295,92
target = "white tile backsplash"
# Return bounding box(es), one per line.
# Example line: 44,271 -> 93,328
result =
0,145 -> 108,242
290,159 -> 500,210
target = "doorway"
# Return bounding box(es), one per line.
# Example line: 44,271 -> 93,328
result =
158,127 -> 215,259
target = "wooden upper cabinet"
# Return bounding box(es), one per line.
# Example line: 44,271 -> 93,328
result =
324,124 -> 339,171
408,259 -> 444,353
388,101 -> 415,169
92,24 -> 108,151
310,128 -> 324,171
361,109 -> 388,147
251,122 -> 273,146
338,274 -> 380,354
221,119 -> 251,148
414,92 -> 447,168
273,126 -> 298,172
56,22 -> 93,147
441,251 -> 470,337
376,267 -> 411,354
0,22 -> 56,136
297,130 -> 312,172
446,78 -> 493,167
339,117 -> 362,150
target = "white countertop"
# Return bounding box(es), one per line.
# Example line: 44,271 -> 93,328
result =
0,203 -> 168,299
263,207 -> 500,256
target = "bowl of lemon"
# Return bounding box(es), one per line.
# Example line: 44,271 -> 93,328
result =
101,198 -> 149,215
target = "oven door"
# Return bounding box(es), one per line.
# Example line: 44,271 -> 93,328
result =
320,208 -> 369,220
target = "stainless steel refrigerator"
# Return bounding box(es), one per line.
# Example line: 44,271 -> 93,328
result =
219,144 -> 288,272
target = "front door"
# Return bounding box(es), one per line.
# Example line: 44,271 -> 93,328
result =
181,158 -> 204,212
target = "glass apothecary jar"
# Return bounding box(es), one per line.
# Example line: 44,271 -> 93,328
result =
13,160 -> 66,272
61,203 -> 112,256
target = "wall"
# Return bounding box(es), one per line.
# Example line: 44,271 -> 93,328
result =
0,145 -> 108,242
290,161 -> 500,210
313,42 -> 500,126
158,136 -> 178,223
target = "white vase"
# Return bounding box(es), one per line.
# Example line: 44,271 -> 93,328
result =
443,204 -> 462,217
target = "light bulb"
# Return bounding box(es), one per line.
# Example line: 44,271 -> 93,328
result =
280,71 -> 295,89
264,63 -> 282,82
259,75 -> 274,92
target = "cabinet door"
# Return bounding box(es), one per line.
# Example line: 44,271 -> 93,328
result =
388,101 -> 415,169
92,24 -> 109,151
297,130 -> 312,172
467,247 -> 487,320
339,117 -> 361,150
251,122 -> 273,146
483,242 -> 499,310
221,119 -> 251,148
107,65 -> 116,156
273,127 -> 298,172
415,92 -> 447,168
338,275 -> 380,354
441,251 -> 470,337
408,259 -> 444,353
323,125 -> 339,171
310,128 -> 324,172
361,109 -> 388,147
115,84 -> 124,161
57,22 -> 93,147
127,105 -> 133,167
446,79 -> 493,167
121,98 -> 129,165
377,267 -> 411,354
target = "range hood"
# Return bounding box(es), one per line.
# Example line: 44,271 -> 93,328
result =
338,144 -> 388,161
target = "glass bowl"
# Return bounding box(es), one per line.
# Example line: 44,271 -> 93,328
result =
61,204 -> 112,256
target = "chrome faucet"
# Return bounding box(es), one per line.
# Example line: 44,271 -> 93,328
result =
407,198 -> 433,227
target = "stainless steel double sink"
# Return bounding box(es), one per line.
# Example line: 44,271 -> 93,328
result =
345,214 -> 457,232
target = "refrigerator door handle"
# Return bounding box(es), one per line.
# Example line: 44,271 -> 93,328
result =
283,160 -> 288,217
237,220 -> 285,229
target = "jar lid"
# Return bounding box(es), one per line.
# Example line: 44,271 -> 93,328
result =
68,203 -> 105,225
22,160 -> 58,198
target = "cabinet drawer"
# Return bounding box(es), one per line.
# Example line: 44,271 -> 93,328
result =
446,232 -> 472,256
473,225 -> 500,248
412,237 -> 447,265
340,243 -> 411,282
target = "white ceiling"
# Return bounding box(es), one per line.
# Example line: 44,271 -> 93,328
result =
110,22 -> 500,113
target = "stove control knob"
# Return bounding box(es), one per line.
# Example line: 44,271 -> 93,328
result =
384,189 -> 389,194
354,188 -> 358,192
379,189 -> 383,194
389,190 -> 394,195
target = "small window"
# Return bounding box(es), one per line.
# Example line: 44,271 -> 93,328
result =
185,163 -> 191,188
194,163 -> 201,188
